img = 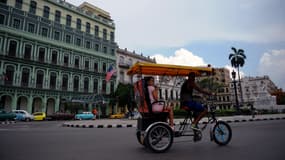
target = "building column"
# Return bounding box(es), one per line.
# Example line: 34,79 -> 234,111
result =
27,95 -> 33,113
42,96 -> 47,113
88,103 -> 92,111
11,92 -> 17,111
55,96 -> 60,112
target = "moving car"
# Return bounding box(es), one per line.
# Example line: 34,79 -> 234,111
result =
110,113 -> 125,119
12,110 -> 34,121
47,112 -> 75,120
0,110 -> 16,121
75,112 -> 95,120
33,112 -> 46,121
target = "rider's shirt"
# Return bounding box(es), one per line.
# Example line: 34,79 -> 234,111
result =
180,80 -> 193,102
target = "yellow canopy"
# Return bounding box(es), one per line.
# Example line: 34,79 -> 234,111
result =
127,62 -> 213,77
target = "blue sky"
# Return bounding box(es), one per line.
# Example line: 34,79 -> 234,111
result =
67,0 -> 285,89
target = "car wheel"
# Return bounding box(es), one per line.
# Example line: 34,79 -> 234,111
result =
25,118 -> 30,122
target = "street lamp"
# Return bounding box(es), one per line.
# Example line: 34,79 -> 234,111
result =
232,71 -> 240,114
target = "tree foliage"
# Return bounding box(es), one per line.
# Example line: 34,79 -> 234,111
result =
229,47 -> 246,68
197,78 -> 223,93
115,83 -> 135,111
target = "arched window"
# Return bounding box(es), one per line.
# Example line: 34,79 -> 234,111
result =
66,15 -> 72,26
102,80 -> 106,93
62,74 -> 68,91
21,68 -> 30,87
8,40 -> 17,57
43,6 -> 50,19
55,10 -> 61,23
76,18 -> 81,30
93,79 -> 98,94
38,47 -> 45,62
73,76 -> 79,92
24,44 -> 32,60
36,70 -> 44,88
15,0 -> 23,9
103,29 -> 107,40
51,51 -> 57,64
5,65 -> 15,85
74,56 -> 79,68
29,1 -> 37,14
84,77 -> 89,93
102,62 -> 106,72
50,72 -> 56,89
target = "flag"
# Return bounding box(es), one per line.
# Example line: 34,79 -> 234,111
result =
105,65 -> 116,82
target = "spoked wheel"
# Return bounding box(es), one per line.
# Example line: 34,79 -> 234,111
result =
212,121 -> 232,145
145,123 -> 173,153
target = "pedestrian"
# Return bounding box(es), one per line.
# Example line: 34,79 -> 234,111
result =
92,108 -> 98,119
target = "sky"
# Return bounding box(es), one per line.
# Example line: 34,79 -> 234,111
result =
67,0 -> 285,89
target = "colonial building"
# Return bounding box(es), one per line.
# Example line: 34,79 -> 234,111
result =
116,48 -> 156,84
212,68 -> 232,109
194,67 -> 233,110
0,0 -> 117,116
116,48 -> 182,108
240,76 -> 279,110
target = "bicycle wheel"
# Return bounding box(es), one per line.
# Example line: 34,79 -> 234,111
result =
212,121 -> 232,145
145,123 -> 173,153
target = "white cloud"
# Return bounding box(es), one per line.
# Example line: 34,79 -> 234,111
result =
258,50 -> 285,89
151,48 -> 207,66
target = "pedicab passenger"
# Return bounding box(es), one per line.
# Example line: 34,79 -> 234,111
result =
180,72 -> 212,130
146,77 -> 175,130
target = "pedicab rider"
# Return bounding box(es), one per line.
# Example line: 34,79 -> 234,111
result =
180,72 -> 212,130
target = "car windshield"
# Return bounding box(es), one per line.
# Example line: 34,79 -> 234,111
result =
33,113 -> 42,116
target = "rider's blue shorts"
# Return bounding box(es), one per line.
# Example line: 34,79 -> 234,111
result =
182,100 -> 205,112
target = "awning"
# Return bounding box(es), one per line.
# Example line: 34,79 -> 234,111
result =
127,62 -> 213,77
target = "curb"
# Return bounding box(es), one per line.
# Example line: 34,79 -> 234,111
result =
62,116 -> 285,129
62,123 -> 136,128
0,121 -> 16,125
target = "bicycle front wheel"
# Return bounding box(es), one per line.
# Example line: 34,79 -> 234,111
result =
212,121 -> 232,145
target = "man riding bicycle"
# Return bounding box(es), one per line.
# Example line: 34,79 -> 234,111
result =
180,72 -> 212,130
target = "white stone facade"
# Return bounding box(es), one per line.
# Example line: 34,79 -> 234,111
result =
239,76 -> 280,110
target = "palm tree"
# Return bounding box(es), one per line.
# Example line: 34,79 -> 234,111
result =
229,47 -> 246,107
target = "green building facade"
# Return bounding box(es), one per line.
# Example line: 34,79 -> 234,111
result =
0,0 -> 117,116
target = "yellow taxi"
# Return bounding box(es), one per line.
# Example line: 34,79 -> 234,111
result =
110,113 -> 125,119
33,112 -> 46,121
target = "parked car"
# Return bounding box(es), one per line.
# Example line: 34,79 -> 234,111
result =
0,110 -> 16,121
33,112 -> 46,121
131,111 -> 141,119
75,112 -> 95,120
110,113 -> 125,119
12,110 -> 34,121
47,112 -> 75,120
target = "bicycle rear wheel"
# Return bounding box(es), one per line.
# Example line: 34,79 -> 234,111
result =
212,121 -> 232,145
145,123 -> 173,153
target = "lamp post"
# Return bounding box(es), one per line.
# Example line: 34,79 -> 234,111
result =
232,71 -> 240,114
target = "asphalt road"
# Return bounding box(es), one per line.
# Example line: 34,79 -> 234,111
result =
0,120 -> 284,160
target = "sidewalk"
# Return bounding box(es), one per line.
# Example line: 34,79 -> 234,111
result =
62,113 -> 285,129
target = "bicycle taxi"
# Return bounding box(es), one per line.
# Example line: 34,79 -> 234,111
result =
127,62 -> 232,153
